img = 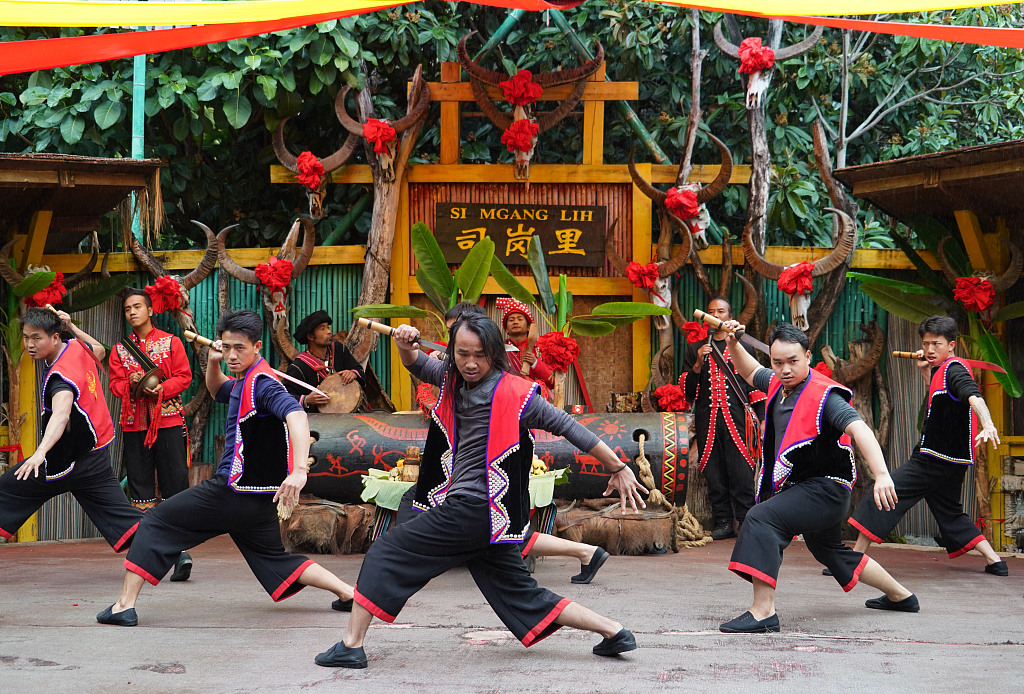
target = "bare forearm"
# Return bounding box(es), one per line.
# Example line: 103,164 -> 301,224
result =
848,420 -> 889,479
398,343 -> 419,368
728,341 -> 760,384
37,396 -> 72,456
969,395 -> 995,428
588,440 -> 627,472
205,359 -> 229,396
71,325 -> 105,361
285,410 -> 311,473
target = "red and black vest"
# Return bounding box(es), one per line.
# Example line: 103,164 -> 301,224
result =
414,370 -> 539,544
41,339 -> 115,480
757,369 -> 856,501
918,357 -> 977,465
228,358 -> 293,493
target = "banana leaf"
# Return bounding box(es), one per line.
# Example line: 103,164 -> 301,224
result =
416,267 -> 449,313
350,304 -> 435,320
565,289 -> 573,320
591,301 -> 671,316
457,236 -> 494,304
410,221 -> 454,299
449,268 -> 460,308
858,282 -> 952,324
888,230 -> 949,295
994,300 -> 1024,323
526,236 -> 556,315
904,214 -> 970,276
556,274 -> 568,331
845,272 -> 936,295
566,318 -> 617,337
13,271 -> 56,297
571,314 -> 644,328
64,275 -> 131,312
977,330 -> 1023,398
489,256 -> 535,306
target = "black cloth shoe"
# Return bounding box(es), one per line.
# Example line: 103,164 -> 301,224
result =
719,611 -> 780,633
711,523 -> 736,541
985,561 -> 1009,576
315,642 -> 368,668
864,594 -> 920,612
571,547 -> 610,584
168,551 -> 192,582
821,567 -> 833,576
332,598 -> 353,612
96,604 -> 138,627
592,629 -> 637,656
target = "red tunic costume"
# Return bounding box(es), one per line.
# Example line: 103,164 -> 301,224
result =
108,327 -> 191,439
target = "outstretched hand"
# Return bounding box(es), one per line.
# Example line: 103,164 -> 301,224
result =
873,471 -> 898,512
602,466 -> 649,514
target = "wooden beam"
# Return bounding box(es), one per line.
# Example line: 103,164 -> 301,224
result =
0,170 -> 150,188
439,62 -> 462,166
581,64 -> 606,166
687,245 -> 940,270
632,162 -> 653,392
270,164 -> 373,185
41,245 -> 367,272
425,81 -> 638,102
954,209 -> 994,271
850,157 -> 1024,196
21,210 -> 52,269
17,353 -> 37,543
407,275 -> 632,296
651,164 -> 751,185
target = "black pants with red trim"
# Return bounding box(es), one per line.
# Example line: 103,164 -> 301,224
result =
123,426 -> 189,507
0,447 -> 141,550
124,474 -> 312,601
354,494 -> 568,646
849,453 -> 984,558
699,417 -> 755,526
729,477 -> 867,592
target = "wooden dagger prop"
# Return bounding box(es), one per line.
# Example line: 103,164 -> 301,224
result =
693,309 -> 770,355
891,350 -> 1006,374
356,318 -> 519,354
182,330 -> 330,397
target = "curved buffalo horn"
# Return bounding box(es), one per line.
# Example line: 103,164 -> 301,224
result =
334,87 -> 365,137
736,271 -> 758,326
811,208 -> 858,277
935,236 -> 961,285
712,20 -> 741,59
718,233 -> 733,298
658,230 -> 692,278
670,290 -> 688,331
627,148 -> 667,206
63,231 -> 100,290
457,32 -> 509,87
182,387 -> 210,419
537,78 -> 587,134
291,217 -> 316,278
696,133 -> 733,204
832,322 -> 885,385
275,314 -> 300,362
774,25 -> 824,61
216,226 -> 258,285
274,115 -> 360,175
390,65 -> 432,133
990,238 -> 1023,293
534,42 -> 605,88
470,77 -> 513,131
604,218 -> 629,277
130,236 -> 168,279
742,216 -> 783,280
180,222 -> 221,290
0,238 -> 26,286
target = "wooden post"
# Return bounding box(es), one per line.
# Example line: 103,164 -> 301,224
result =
439,62 -> 461,166
631,163 -> 653,392
581,64 -> 606,166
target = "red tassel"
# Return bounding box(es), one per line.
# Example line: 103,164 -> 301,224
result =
143,390 -> 164,449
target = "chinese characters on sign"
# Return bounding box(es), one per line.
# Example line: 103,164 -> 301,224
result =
434,203 -> 606,267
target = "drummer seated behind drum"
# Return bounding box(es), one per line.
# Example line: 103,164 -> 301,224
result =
286,310 -> 364,412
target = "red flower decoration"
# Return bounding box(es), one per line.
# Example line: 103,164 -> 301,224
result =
625,261 -> 660,290
500,119 -> 539,153
812,362 -> 833,379
144,275 -> 183,314
254,256 -> 294,293
738,37 -> 775,74
295,151 -> 325,191
499,70 -> 543,107
25,271 -> 67,307
777,261 -> 816,296
416,382 -> 438,415
953,276 -> 995,313
664,187 -> 700,220
536,332 -> 579,372
681,321 -> 709,344
653,384 -> 689,412
362,118 -> 397,154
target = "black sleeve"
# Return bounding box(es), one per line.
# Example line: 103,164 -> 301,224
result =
334,344 -> 365,385
46,375 -> 75,400
284,362 -> 307,400
751,368 -> 773,393
947,362 -> 982,402
680,341 -> 701,375
822,391 -> 862,433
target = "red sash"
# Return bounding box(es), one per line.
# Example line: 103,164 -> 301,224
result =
294,350 -> 331,382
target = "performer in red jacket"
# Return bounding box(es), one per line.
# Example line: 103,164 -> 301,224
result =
496,297 -> 554,399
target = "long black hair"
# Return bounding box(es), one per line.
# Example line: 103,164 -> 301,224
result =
443,313 -> 509,384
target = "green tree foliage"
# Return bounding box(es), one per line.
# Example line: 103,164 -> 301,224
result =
2,3 -> 1023,251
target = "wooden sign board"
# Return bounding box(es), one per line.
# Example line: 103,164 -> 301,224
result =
434,202 -> 606,267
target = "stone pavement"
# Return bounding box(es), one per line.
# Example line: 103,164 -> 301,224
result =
1,535 -> 1020,693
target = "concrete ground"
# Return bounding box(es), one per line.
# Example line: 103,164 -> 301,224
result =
0,536 -> 1020,693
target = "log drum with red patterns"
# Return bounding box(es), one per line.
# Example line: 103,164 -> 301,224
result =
304,412 -> 689,505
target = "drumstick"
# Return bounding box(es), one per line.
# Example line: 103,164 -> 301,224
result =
182,330 -> 330,398
892,351 -> 923,359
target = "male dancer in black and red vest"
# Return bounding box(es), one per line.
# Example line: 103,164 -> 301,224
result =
96,310 -> 353,626
0,308 -> 142,553
314,313 -> 647,668
717,322 -> 917,633
848,315 -> 1007,579
680,297 -> 766,540
284,310 -> 364,412
109,289 -> 194,581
